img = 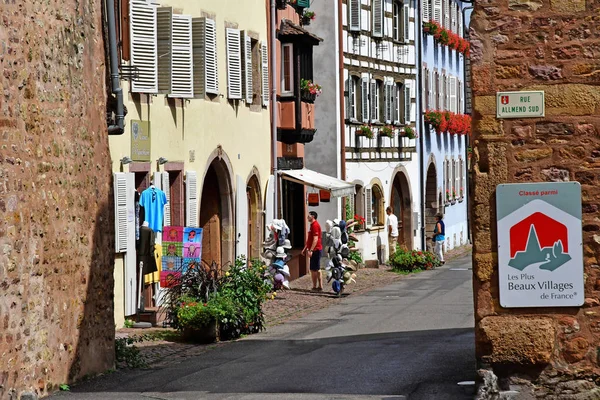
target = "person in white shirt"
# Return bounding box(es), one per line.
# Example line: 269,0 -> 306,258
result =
386,207 -> 399,256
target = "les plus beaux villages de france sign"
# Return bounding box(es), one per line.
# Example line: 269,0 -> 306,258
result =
496,182 -> 584,308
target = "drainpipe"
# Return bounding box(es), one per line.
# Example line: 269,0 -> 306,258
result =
338,0 -> 345,182
270,0 -> 279,218
462,3 -> 473,243
416,0 -> 426,250
106,0 -> 125,135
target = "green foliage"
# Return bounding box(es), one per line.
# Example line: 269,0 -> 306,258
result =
389,248 -> 441,272
123,319 -> 134,328
171,257 -> 271,341
59,384 -> 70,391
115,336 -> 148,369
347,240 -> 363,264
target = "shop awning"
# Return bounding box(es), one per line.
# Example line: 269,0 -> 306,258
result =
279,169 -> 355,198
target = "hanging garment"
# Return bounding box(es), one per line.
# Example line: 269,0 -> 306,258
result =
139,186 -> 168,232
145,243 -> 162,284
135,191 -> 141,241
138,225 -> 158,275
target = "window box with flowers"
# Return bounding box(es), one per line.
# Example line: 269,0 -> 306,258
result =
423,21 -> 470,56
452,188 -> 458,203
302,10 -> 316,25
424,110 -> 471,136
356,125 -> 373,149
459,187 -> 465,202
300,79 -> 322,103
378,126 -> 395,148
445,189 -> 451,204
398,126 -> 416,148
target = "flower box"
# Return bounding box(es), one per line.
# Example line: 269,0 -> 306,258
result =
301,91 -> 317,103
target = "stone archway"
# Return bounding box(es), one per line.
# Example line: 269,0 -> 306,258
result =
199,148 -> 234,271
246,174 -> 261,259
425,162 -> 438,251
390,168 -> 413,250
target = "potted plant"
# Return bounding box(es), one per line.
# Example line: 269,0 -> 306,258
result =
300,78 -> 322,103
452,188 -> 457,200
404,126 -> 416,140
302,10 -> 316,25
356,125 -> 374,139
379,126 -> 395,138
446,189 -> 451,203
460,187 -> 464,198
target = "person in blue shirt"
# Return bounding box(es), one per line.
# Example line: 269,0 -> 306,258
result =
433,213 -> 445,265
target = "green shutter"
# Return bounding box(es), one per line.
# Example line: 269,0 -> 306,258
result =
297,0 -> 310,8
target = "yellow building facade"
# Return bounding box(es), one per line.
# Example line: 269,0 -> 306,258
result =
110,0 -> 273,326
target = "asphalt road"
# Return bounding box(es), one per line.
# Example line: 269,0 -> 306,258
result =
53,255 -> 476,400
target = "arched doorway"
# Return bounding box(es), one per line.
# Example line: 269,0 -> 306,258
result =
200,154 -> 234,271
425,163 -> 438,251
247,175 -> 261,259
390,170 -> 413,250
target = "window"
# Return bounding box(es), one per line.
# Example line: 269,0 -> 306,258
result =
433,0 -> 442,25
403,82 -> 411,124
384,80 -> 393,123
167,168 -> 184,226
394,82 -> 402,123
281,43 -> 293,96
445,159 -> 452,201
422,0 -> 431,22
371,185 -> 385,226
444,0 -> 450,29
192,17 -> 219,98
250,38 -> 261,105
299,46 -> 314,81
346,76 -> 357,120
370,79 -> 381,123
372,0 -> 384,38
459,157 -> 464,198
393,1 -> 401,41
360,75 -> 370,122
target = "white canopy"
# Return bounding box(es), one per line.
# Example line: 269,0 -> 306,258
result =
279,169 -> 355,198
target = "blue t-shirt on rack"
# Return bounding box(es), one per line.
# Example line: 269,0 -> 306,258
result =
139,186 -> 168,232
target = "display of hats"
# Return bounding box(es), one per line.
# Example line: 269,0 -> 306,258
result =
275,246 -> 287,258
343,271 -> 352,281
280,265 -> 290,277
282,239 -> 292,250
348,234 -> 359,242
282,279 -> 290,289
272,258 -> 285,269
325,220 -> 334,233
326,270 -> 332,279
333,218 -> 340,226
274,273 -> 284,283
332,280 -> 341,293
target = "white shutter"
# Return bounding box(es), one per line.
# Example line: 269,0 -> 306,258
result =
370,80 -> 377,123
114,173 -> 129,253
361,76 -> 369,122
156,7 -> 172,94
444,0 -> 450,29
457,79 -> 462,113
205,18 -> 219,95
192,17 -> 205,98
372,0 -> 383,38
346,78 -> 356,120
170,14 -> 194,98
403,83 -> 411,124
130,0 -> 158,93
235,175 -> 249,259
449,76 -> 457,113
349,0 -> 361,32
364,186 -> 373,228
160,172 -> 171,227
438,73 -> 444,111
422,68 -> 427,110
348,195 -> 355,218
451,2 -> 457,34
422,0 -> 430,22
226,28 -> 243,100
445,75 -> 450,111
403,3 -> 410,43
454,160 -> 459,196
433,0 -> 442,24
185,171 -> 198,227
428,70 -> 433,110
243,31 -> 253,104
261,41 -> 269,107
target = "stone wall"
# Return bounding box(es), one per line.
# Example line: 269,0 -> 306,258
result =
471,0 -> 600,397
0,0 -> 114,398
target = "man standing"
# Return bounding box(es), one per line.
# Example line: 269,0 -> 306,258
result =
302,211 -> 323,291
386,207 -> 399,256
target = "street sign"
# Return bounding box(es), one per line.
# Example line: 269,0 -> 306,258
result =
496,182 -> 584,308
496,91 -> 545,118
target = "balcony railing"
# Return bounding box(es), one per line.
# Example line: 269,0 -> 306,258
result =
277,100 -> 317,144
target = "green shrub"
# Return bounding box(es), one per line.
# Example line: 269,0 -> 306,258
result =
389,249 -> 441,272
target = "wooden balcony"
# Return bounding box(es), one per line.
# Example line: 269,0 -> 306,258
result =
277,100 -> 317,144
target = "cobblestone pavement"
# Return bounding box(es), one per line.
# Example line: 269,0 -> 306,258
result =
117,245 -> 472,369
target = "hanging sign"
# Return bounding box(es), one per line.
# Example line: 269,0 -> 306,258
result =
496,91 -> 545,119
131,120 -> 151,161
496,182 -> 584,308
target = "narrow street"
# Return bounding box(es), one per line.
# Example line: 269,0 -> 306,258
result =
54,255 -> 475,400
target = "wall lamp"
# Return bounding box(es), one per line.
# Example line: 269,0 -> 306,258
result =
120,156 -> 133,165
157,157 -> 169,165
